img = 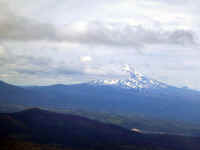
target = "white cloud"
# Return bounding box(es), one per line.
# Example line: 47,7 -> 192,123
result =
80,56 -> 92,63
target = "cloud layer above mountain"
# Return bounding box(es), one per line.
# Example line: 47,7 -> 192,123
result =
1,0 -> 200,89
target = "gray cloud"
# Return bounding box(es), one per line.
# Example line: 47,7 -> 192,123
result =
63,22 -> 197,48
0,8 -> 196,48
0,1 -> 58,41
16,67 -> 84,77
0,58 -> 84,81
0,53 -> 84,77
0,1 -> 197,48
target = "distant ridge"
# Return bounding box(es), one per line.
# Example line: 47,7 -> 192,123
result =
1,69 -> 200,123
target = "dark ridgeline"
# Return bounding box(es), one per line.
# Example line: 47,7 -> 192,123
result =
1,108 -> 200,150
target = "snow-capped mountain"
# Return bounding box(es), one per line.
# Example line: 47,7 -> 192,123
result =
1,68 -> 200,123
90,65 -> 168,90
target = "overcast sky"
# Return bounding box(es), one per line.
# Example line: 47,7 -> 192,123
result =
1,0 -> 200,89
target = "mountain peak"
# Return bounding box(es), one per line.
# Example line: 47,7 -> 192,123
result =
90,65 -> 168,90
123,64 -> 144,80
